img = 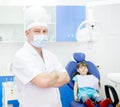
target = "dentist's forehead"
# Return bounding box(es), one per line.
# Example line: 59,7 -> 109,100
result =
30,26 -> 48,30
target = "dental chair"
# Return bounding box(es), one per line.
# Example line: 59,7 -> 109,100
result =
66,52 -> 119,107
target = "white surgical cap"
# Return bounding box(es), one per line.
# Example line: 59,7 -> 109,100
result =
24,6 -> 49,31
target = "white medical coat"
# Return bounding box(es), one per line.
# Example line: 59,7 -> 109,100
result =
12,42 -> 66,107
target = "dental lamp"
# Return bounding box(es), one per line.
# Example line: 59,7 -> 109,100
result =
76,20 -> 101,42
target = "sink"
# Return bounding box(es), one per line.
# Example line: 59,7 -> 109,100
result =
108,73 -> 120,84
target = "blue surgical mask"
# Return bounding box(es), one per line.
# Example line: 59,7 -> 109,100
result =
31,35 -> 49,48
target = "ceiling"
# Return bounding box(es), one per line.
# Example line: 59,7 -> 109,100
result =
0,0 -> 111,6
0,0 -> 119,6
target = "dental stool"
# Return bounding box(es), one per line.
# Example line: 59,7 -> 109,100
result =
66,52 -> 119,107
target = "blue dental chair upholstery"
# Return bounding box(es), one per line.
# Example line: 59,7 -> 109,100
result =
66,52 -> 118,107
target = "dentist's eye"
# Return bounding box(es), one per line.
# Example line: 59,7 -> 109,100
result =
43,29 -> 48,33
35,30 -> 40,33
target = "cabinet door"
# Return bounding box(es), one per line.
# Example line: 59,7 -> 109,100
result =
0,6 -> 24,24
56,6 -> 86,42
0,76 -> 14,107
0,6 -> 24,43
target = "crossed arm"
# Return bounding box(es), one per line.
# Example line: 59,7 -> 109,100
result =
31,71 -> 70,88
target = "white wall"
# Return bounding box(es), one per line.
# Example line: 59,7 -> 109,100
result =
0,43 -> 23,75
86,3 -> 120,98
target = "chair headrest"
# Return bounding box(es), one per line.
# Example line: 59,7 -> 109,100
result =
73,52 -> 85,63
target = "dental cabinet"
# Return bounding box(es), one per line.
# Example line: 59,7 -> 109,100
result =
0,6 -> 25,43
0,6 -> 55,43
0,76 -> 18,107
0,5 -> 86,42
56,6 -> 86,42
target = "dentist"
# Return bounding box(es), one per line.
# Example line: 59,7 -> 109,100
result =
12,6 -> 70,107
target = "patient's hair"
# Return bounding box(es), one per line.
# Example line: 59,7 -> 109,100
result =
72,62 -> 91,78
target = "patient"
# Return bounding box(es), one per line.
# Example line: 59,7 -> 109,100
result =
72,62 -> 112,107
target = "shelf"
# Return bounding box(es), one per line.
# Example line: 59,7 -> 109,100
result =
0,41 -> 25,44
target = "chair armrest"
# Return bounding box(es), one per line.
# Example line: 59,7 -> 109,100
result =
105,85 -> 119,106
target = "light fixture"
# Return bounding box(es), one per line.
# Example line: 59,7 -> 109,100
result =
76,20 -> 102,42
